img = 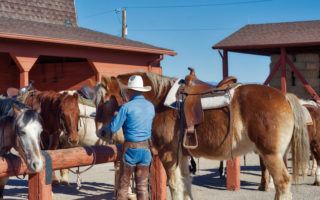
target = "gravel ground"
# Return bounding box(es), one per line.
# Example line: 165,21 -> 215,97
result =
4,153 -> 320,200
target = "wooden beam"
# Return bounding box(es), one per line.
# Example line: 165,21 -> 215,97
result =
87,61 -> 103,82
264,58 -> 281,85
10,54 -> 38,72
280,48 -> 287,93
286,56 -> 320,102
0,146 -> 119,178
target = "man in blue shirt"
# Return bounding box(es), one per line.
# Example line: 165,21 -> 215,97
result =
100,75 -> 155,200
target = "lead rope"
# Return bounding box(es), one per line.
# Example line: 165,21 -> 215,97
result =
68,146 -> 97,190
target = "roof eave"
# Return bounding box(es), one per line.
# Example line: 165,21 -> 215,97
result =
212,42 -> 320,51
0,32 -> 177,56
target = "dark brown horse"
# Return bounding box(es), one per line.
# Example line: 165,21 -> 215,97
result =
96,71 -> 309,200
22,90 -> 80,184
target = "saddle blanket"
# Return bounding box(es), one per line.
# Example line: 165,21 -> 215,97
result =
164,79 -> 240,110
78,103 -> 96,118
299,99 -> 315,125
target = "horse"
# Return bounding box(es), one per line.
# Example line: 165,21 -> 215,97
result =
259,99 -> 320,191
57,90 -> 114,185
0,98 -> 43,199
21,90 -> 80,184
95,70 -> 309,200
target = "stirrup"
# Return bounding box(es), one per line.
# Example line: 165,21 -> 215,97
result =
182,127 -> 198,149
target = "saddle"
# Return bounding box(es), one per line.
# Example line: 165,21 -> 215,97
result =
180,68 -> 237,149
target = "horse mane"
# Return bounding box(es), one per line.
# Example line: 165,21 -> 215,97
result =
0,98 -> 30,117
144,72 -> 176,99
113,71 -> 176,99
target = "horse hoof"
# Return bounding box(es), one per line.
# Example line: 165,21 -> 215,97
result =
313,181 -> 320,186
258,185 -> 270,192
60,181 -> 70,186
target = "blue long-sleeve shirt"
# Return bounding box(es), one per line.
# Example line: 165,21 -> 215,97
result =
108,95 -> 155,142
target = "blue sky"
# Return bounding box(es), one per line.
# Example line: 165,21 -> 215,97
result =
75,0 -> 320,82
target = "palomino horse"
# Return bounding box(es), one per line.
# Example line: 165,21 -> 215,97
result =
0,98 -> 43,199
259,99 -> 320,190
96,71 -> 309,200
21,90 -> 80,184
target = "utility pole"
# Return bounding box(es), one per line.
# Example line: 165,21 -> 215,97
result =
122,8 -> 127,38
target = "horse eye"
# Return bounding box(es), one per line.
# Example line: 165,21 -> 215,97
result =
19,131 -> 26,135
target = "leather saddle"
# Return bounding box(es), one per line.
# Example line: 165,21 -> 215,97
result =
180,68 -> 237,149
78,86 -> 95,100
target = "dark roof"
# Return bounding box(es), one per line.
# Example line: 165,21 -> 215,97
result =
0,0 -> 77,27
213,20 -> 320,55
0,16 -> 176,55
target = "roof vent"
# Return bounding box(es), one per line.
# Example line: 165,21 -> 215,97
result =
65,15 -> 72,27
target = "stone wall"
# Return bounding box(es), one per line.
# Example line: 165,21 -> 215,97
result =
269,53 -> 320,99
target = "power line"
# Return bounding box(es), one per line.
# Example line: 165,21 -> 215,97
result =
125,0 -> 272,9
80,9 -> 116,19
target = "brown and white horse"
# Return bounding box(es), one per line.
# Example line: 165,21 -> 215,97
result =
22,90 -> 80,184
96,71 -> 309,200
0,98 -> 43,199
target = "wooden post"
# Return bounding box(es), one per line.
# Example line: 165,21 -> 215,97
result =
150,156 -> 166,200
222,50 -> 229,78
28,159 -> 52,200
280,48 -> 287,93
226,157 -> 241,191
20,70 -> 29,88
264,58 -> 281,85
122,8 -> 127,38
221,49 -> 241,191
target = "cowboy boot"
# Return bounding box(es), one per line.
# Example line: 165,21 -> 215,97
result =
135,165 -> 150,200
117,164 -> 135,200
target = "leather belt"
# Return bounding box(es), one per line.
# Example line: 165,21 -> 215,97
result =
123,140 -> 150,149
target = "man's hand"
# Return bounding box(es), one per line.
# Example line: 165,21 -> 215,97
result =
97,125 -> 112,141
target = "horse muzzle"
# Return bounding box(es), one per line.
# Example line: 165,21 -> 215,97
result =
28,159 -> 43,173
67,134 -> 80,146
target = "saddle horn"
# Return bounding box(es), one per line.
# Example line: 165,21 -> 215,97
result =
188,67 -> 195,76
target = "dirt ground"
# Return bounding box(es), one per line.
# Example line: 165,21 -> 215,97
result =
4,152 -> 320,200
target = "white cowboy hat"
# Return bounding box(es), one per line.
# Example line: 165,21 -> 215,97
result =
127,75 -> 152,92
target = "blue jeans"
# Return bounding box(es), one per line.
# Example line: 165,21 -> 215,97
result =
124,148 -> 152,166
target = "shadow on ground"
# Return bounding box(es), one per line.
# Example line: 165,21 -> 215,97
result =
192,166 -> 260,191
4,179 -> 114,200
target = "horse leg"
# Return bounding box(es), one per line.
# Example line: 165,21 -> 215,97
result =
0,177 -> 8,199
258,156 -> 270,191
60,169 -> 70,186
312,158 -> 317,177
180,155 -> 193,200
263,153 -> 292,200
218,161 -> 224,179
313,158 -> 320,186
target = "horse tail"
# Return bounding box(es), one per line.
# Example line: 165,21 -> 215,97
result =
286,93 -> 310,182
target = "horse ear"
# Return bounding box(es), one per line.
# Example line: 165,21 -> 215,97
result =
12,104 -> 22,116
73,93 -> 79,99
